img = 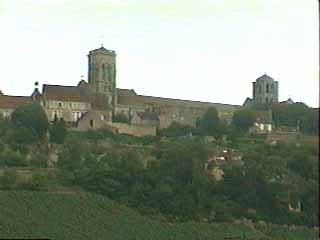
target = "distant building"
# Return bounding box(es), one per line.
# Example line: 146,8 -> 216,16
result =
250,110 -> 273,133
244,74 -> 279,107
0,46 -> 294,136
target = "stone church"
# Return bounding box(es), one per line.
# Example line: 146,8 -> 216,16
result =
0,46 -> 281,136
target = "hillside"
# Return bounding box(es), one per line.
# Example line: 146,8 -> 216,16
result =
0,191 -> 318,240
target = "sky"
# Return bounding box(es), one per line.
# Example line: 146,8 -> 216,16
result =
0,0 -> 319,107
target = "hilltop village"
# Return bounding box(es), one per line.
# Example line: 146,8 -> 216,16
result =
0,46 -> 294,136
0,46 -> 319,239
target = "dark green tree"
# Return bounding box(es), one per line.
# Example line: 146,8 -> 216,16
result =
159,122 -> 195,137
232,109 -> 256,133
50,116 -> 67,144
197,107 -> 222,138
0,169 -> 17,189
112,113 -> 130,124
11,103 -> 49,143
271,102 -> 318,135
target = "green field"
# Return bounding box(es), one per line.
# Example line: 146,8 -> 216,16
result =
0,191 -> 318,240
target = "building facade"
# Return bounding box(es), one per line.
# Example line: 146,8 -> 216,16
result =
252,74 -> 279,104
0,46 -> 283,135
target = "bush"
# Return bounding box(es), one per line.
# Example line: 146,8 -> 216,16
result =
11,103 -> 49,143
28,172 -> 49,191
159,122 -> 195,137
30,152 -> 48,168
85,128 -> 115,142
112,113 -> 130,124
50,117 -> 67,144
0,169 -> 17,189
57,170 -> 75,186
0,148 -> 27,167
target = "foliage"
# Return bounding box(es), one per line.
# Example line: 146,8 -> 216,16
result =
232,109 -> 256,133
4,191 -> 312,240
159,122 -> 195,137
271,103 -> 318,135
30,152 -> 48,168
0,147 -> 27,167
53,132 -> 319,226
197,107 -> 226,138
28,172 -> 49,191
0,169 -> 17,189
50,116 -> 67,144
10,103 -> 49,143
57,139 -> 90,172
112,113 -> 131,124
0,115 -> 11,139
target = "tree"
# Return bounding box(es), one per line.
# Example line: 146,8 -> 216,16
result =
197,107 -> 222,138
11,103 -> 49,143
112,113 -> 130,124
232,109 -> 256,133
0,169 -> 17,189
270,103 -> 319,135
154,140 -> 209,216
50,116 -> 67,144
159,122 -> 195,137
0,115 -> 11,139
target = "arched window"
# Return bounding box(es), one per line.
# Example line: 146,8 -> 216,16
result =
102,64 -> 106,80
266,84 -> 269,93
258,85 -> 262,93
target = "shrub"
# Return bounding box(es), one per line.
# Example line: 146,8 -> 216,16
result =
112,113 -> 130,124
0,169 -> 17,189
28,172 -> 49,191
11,102 -> 49,143
0,148 -> 27,167
30,152 -> 48,168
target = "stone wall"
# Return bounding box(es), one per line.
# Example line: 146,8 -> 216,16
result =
108,122 -> 156,136
117,95 -> 241,129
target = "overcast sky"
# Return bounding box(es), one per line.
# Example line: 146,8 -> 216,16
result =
0,0 -> 319,107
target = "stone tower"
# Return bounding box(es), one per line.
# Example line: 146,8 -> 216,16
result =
88,46 -> 117,107
252,74 -> 278,104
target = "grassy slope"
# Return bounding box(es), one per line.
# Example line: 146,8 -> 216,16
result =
0,191 -> 317,240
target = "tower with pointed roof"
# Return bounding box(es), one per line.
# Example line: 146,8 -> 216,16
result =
88,45 -> 117,108
252,74 -> 278,104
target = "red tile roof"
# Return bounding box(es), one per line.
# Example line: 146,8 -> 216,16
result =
0,95 -> 33,109
42,84 -> 89,102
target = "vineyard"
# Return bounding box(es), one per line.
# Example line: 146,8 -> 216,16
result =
0,191 -> 318,240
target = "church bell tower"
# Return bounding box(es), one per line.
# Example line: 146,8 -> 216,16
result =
88,45 -> 117,107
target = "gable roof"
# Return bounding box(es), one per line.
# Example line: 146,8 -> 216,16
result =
77,80 -> 89,88
0,95 -> 33,109
42,84 -> 89,102
256,74 -> 274,82
89,46 -> 116,56
117,88 -> 137,96
280,98 -> 294,104
243,97 -> 253,107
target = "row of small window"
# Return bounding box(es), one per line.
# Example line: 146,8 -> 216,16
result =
50,101 -> 86,109
52,111 -> 83,121
172,114 -> 185,121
